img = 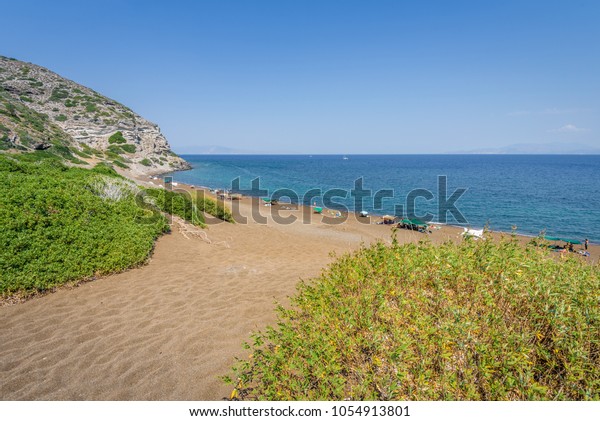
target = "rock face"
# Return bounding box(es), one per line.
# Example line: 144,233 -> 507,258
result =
0,56 -> 190,174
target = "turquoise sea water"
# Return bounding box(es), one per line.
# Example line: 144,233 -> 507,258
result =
165,155 -> 600,243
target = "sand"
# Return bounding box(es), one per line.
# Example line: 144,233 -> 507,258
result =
1,179 -> 597,400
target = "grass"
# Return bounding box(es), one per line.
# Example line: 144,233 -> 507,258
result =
226,234 -> 599,400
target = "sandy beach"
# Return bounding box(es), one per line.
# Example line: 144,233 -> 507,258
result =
1,176 -> 597,400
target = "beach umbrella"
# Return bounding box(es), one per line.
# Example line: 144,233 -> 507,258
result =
544,236 -> 582,245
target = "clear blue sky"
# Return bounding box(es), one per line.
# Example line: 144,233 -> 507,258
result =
2,0 -> 599,153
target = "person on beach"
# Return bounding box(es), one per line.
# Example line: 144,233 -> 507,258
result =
584,238 -> 589,250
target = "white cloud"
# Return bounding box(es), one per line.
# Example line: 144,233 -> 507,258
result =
549,124 -> 589,133
540,108 -> 579,115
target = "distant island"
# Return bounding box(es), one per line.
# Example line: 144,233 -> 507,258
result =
186,143 -> 600,155
189,145 -> 260,154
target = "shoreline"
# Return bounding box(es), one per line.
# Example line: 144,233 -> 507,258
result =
148,169 -> 598,249
156,163 -> 598,246
133,172 -> 598,263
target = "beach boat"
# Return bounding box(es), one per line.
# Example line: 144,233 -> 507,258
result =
314,207 -> 323,214
359,210 -> 369,217
462,227 -> 484,239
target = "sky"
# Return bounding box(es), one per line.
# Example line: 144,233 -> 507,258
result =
2,0 -> 599,154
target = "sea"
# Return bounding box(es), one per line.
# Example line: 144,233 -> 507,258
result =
164,154 -> 600,243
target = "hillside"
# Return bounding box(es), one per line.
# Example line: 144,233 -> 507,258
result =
0,55 -> 189,174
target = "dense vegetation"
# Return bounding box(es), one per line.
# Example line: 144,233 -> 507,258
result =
0,153 -> 232,298
144,188 -> 234,227
226,235 -> 599,400
0,154 -> 165,297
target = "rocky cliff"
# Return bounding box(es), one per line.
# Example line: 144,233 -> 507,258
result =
0,55 -> 190,174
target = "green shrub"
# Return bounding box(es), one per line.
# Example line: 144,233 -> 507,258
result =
79,142 -> 103,158
9,150 -> 58,163
108,131 -> 126,144
119,144 -> 136,153
140,158 -> 151,166
92,162 -> 120,177
107,144 -> 124,155
49,145 -> 85,164
0,155 -> 169,297
0,125 -> 11,149
227,236 -> 599,400
112,159 -> 129,169
72,148 -> 91,159
194,191 -> 234,223
54,114 -> 67,122
49,88 -> 69,102
144,188 -> 206,227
